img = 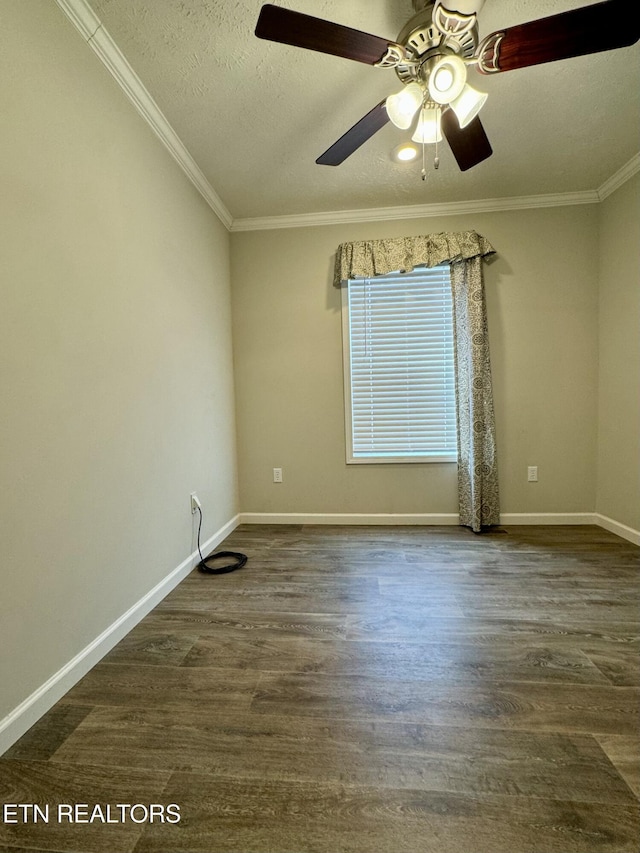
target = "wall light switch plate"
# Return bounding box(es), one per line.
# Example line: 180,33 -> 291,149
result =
527,466 -> 538,482
273,468 -> 283,483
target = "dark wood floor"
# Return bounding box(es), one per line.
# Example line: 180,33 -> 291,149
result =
1,524 -> 639,853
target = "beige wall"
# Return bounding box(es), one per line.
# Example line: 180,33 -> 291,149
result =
0,2 -> 238,722
596,172 -> 640,530
231,205 -> 600,516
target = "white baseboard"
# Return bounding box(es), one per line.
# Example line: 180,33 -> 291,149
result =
239,512 -> 460,526
0,513 -> 241,757
499,512 -> 597,525
595,513 -> 640,546
239,512 -> 601,527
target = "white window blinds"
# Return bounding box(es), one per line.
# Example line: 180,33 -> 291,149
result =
343,266 -> 457,463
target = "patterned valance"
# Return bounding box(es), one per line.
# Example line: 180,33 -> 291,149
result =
333,231 -> 495,287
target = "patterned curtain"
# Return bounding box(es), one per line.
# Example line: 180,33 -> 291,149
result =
449,256 -> 500,531
334,230 -> 500,532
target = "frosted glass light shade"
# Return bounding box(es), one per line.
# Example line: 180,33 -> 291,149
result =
386,82 -> 423,129
411,107 -> 442,144
427,55 -> 467,104
446,0 -> 485,13
451,83 -> 488,128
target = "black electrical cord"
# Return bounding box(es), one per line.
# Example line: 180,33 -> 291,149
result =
195,505 -> 247,575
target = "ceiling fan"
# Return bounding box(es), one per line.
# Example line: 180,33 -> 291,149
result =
255,0 -> 639,172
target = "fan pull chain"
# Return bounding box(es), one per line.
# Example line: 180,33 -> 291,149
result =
434,107 -> 440,170
421,97 -> 427,180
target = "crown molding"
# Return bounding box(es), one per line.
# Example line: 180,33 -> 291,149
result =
597,152 -> 640,201
232,151 -> 639,231
230,190 -> 600,232
55,0 -> 233,230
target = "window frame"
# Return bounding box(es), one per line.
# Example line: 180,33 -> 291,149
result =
341,267 -> 458,465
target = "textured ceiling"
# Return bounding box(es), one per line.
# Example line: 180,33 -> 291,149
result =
89,0 -> 640,220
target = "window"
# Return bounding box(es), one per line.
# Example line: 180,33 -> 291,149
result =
342,265 -> 457,463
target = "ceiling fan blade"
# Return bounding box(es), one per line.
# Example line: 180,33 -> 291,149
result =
441,110 -> 492,171
316,101 -> 390,166
477,0 -> 640,74
256,4 -> 396,65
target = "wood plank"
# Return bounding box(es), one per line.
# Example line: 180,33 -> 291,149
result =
62,663 -> 259,711
157,582 -> 464,616
134,773 -> 640,853
580,645 -> 640,686
2,705 -> 92,762
0,760 -> 169,853
140,609 -> 349,639
251,672 -> 640,734
345,611 -> 640,643
52,706 -> 637,805
101,631 -> 199,667
595,734 -> 640,798
180,634 -> 610,685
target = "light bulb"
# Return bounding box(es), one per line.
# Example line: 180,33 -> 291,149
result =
411,107 -> 442,144
394,144 -> 419,162
450,84 -> 488,128
427,55 -> 467,104
391,142 -> 419,163
385,82 -> 424,130
433,67 -> 454,94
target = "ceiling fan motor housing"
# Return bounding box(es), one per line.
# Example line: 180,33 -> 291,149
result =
395,1 -> 478,84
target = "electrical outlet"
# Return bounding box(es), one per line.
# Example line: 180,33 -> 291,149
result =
273,467 -> 283,483
190,493 -> 201,513
527,466 -> 538,482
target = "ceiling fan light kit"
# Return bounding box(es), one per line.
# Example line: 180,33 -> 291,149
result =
450,83 -> 488,129
427,54 -> 468,104
255,0 -> 639,174
411,107 -> 443,144
386,81 -> 424,129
